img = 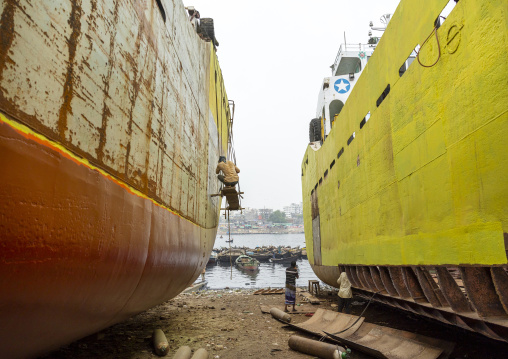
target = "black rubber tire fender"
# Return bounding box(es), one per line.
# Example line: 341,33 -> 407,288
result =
309,118 -> 322,142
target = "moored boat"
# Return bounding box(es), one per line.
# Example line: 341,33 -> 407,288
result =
217,248 -> 245,262
0,1 -> 233,357
208,251 -> 219,265
249,252 -> 273,262
269,254 -> 300,264
301,0 -> 508,342
235,255 -> 260,271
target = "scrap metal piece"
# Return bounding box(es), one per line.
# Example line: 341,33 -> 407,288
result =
172,346 -> 192,359
190,348 -> 208,359
152,329 -> 169,356
287,309 -> 454,359
288,335 -> 350,359
270,307 -> 291,323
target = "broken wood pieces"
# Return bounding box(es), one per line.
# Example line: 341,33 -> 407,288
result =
253,288 -> 284,295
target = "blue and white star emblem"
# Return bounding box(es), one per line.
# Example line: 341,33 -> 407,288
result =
334,78 -> 351,94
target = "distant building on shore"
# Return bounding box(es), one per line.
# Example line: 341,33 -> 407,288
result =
283,202 -> 303,218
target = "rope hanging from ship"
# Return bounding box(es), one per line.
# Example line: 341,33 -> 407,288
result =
417,16 -> 446,68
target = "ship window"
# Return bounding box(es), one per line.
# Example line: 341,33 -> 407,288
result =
314,184 -> 318,191
319,178 -> 323,185
155,0 -> 166,22
311,189 -> 314,195
330,159 -> 335,169
324,170 -> 328,178
347,132 -> 355,146
376,84 -> 390,107
337,147 -> 344,159
360,111 -> 371,129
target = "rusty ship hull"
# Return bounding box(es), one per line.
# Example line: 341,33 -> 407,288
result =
301,0 -> 508,342
0,0 -> 231,357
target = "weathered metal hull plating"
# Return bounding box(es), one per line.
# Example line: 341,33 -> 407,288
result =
301,0 -> 508,342
0,0 -> 231,357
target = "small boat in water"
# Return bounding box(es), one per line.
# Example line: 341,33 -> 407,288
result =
248,252 -> 273,262
235,255 -> 260,271
217,248 -> 245,262
269,254 -> 300,264
225,238 -> 233,243
207,251 -> 218,265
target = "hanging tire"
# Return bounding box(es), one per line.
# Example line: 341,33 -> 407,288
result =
309,118 -> 322,142
200,18 -> 218,46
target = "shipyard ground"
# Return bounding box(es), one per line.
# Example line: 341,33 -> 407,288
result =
41,288 -> 508,359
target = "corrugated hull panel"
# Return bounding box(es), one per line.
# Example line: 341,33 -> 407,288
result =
301,0 -> 508,341
0,0 -> 230,357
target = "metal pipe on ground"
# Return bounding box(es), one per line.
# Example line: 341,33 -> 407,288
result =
152,329 -> 169,356
288,335 -> 350,359
190,348 -> 209,359
270,307 -> 291,323
172,346 -> 192,359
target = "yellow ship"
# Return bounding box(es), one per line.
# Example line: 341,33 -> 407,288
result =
301,0 -> 508,342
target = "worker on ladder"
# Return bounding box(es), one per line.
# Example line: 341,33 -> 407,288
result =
216,156 -> 240,187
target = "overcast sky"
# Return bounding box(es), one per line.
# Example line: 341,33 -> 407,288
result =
184,0 -> 401,210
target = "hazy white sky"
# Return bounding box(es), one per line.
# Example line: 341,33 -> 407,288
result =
185,0 -> 401,210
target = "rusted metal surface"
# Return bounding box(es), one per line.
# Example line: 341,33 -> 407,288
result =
388,267 -> 411,298
459,266 -> 508,318
0,0 -> 227,227
287,308 -> 364,337
361,266 -> 378,292
311,263 -> 508,343
378,266 -> 399,297
345,265 -> 359,288
0,0 -> 231,357
369,266 -> 388,294
355,266 -> 369,289
402,267 -> 428,304
491,267 -> 508,313
413,267 -> 445,307
435,267 -> 471,313
287,309 -> 454,359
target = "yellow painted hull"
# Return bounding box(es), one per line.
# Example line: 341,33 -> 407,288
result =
302,0 -> 508,341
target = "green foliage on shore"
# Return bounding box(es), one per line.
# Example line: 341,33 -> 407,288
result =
269,210 -> 288,223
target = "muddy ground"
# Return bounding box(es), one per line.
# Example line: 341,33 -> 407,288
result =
41,286 -> 508,359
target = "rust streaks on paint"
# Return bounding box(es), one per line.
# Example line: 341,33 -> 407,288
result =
97,0 -> 119,162
0,0 -> 15,82
57,0 -> 82,140
124,20 -> 143,179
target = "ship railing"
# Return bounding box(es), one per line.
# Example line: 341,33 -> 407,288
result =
332,43 -> 373,73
